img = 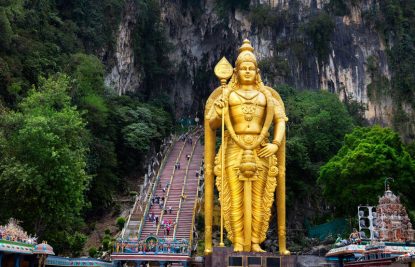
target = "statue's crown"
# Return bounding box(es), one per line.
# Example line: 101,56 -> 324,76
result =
236,39 -> 257,67
238,39 -> 255,53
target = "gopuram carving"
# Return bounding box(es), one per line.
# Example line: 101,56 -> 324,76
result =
375,188 -> 414,242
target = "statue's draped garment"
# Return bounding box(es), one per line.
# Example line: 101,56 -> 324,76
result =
205,83 -> 287,246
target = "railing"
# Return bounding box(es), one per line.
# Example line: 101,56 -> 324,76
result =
0,239 -> 36,247
121,194 -> 139,239
172,133 -> 201,239
136,138 -> 176,241
140,138 -> 173,208
115,239 -> 189,254
188,161 -> 204,252
155,135 -> 188,235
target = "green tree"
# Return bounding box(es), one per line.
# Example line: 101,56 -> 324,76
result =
56,0 -> 124,52
0,74 -> 90,252
318,126 -> 415,215
286,90 -> 354,162
67,53 -> 118,216
108,96 -> 172,176
275,85 -> 355,203
68,53 -> 109,132
0,7 -> 12,50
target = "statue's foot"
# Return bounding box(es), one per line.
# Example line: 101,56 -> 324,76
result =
280,249 -> 291,256
252,244 -> 266,252
234,243 -> 244,252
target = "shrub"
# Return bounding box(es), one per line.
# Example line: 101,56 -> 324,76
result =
116,217 -> 126,230
88,247 -> 98,257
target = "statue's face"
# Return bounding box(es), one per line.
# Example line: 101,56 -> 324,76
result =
237,61 -> 257,85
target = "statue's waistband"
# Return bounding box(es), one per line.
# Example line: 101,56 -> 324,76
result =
225,132 -> 269,146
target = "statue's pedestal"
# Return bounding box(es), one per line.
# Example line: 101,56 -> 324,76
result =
205,247 -> 297,267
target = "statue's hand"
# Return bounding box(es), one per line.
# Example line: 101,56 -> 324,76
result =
258,143 -> 278,158
214,97 -> 226,117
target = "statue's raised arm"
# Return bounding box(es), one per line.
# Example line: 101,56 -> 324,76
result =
204,39 -> 290,255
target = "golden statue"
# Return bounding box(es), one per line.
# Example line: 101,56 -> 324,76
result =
204,39 -> 290,254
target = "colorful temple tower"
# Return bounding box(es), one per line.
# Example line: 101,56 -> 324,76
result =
0,219 -> 112,267
374,187 -> 415,242
326,185 -> 415,266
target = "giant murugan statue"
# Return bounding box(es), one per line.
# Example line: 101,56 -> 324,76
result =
204,39 -> 290,254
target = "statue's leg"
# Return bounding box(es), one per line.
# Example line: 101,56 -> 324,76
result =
251,164 -> 267,252
226,166 -> 244,251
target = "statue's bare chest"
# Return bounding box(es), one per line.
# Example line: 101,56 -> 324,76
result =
228,90 -> 266,106
228,90 -> 266,133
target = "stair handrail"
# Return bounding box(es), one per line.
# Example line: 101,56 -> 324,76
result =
173,134 -> 200,239
155,133 -> 189,235
121,194 -> 139,239
136,137 -> 176,241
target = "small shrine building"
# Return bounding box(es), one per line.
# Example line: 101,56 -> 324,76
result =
0,219 -> 112,267
375,188 -> 415,242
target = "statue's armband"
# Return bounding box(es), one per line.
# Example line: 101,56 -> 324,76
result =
207,103 -> 221,130
273,99 -> 288,123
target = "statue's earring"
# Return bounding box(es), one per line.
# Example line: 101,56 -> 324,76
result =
256,72 -> 263,86
232,68 -> 238,84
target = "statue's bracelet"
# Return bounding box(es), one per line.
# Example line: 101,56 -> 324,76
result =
272,140 -> 281,146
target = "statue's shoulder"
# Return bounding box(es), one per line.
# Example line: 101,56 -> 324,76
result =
263,85 -> 285,109
205,86 -> 223,117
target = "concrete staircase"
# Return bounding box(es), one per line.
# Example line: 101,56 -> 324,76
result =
174,141 -> 203,241
139,131 -> 203,243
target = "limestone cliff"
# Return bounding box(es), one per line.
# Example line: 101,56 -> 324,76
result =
105,0 -> 414,140
105,0 -> 142,95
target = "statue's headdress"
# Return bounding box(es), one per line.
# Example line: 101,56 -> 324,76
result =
235,39 -> 257,68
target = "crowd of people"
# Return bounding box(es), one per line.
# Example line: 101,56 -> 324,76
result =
0,219 -> 37,244
178,133 -> 193,146
117,239 -> 189,254
334,228 -> 363,247
150,182 -> 175,216
146,214 -> 176,237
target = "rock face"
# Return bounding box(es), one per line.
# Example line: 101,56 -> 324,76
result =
375,189 -> 415,242
105,0 -> 142,96
105,0 -> 413,140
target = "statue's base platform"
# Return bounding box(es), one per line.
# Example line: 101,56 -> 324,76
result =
205,247 -> 297,267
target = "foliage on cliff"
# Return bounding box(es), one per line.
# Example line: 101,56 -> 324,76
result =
0,0 -> 173,255
0,75 -> 90,255
276,85 -> 355,204
0,0 -> 414,255
364,0 -> 415,133
132,0 -> 173,98
0,0 -> 123,105
318,126 -> 415,216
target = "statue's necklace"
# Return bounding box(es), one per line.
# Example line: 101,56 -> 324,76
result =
235,90 -> 259,121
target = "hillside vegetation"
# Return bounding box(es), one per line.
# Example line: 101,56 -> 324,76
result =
0,0 -> 414,255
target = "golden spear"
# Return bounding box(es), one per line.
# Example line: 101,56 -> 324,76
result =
214,57 -> 233,247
